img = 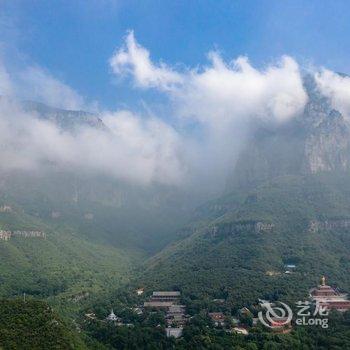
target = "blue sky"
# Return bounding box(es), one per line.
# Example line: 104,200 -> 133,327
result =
1,0 -> 350,189
1,0 -> 350,110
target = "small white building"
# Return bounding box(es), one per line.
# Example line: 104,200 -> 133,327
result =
136,288 -> 144,296
106,309 -> 121,322
165,327 -> 183,338
285,263 -> 296,269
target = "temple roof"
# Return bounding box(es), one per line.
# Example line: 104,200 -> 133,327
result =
152,291 -> 181,297
106,309 -> 120,321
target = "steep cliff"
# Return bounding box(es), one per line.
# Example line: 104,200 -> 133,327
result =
229,75 -> 350,189
140,74 -> 350,306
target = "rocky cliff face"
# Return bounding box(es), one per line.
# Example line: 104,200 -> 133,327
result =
20,100 -> 108,132
308,219 -> 350,233
303,108 -> 350,173
209,220 -> 274,238
229,75 -> 350,189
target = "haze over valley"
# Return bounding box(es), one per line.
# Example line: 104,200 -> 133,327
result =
1,1 -> 350,349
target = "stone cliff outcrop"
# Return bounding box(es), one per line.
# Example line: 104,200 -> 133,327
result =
308,219 -> 350,233
229,75 -> 350,190
0,230 -> 46,240
210,220 -> 274,237
0,231 -> 11,240
0,205 -> 12,213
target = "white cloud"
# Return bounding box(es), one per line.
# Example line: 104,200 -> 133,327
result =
0,31 -> 311,191
82,111 -> 185,184
19,66 -> 87,110
0,99 -> 185,185
109,33 -> 308,190
0,54 -> 91,111
175,54 -> 307,127
315,69 -> 350,118
109,30 -> 183,90
0,49 -> 185,186
8,31 -> 350,191
111,33 -> 307,127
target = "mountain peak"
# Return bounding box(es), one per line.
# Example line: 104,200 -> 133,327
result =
0,96 -> 107,132
228,74 -> 350,190
21,100 -> 107,131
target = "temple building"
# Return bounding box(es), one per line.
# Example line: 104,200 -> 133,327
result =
208,312 -> 226,327
144,291 -> 180,308
150,291 -> 180,302
310,276 -> 350,312
166,305 -> 188,326
143,290 -> 189,329
106,309 -> 121,322
165,327 -> 183,338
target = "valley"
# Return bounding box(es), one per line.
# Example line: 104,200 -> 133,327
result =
1,74 -> 350,349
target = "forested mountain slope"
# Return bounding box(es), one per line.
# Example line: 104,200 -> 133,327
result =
0,299 -> 88,349
139,76 -> 350,307
0,99 -> 194,315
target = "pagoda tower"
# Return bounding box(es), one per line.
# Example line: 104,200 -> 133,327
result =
106,309 -> 119,322
310,276 -> 350,312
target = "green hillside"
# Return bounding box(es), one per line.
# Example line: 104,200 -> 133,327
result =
0,170 -> 194,253
0,207 -> 143,318
140,173 -> 350,307
0,168 -> 194,313
0,299 -> 87,350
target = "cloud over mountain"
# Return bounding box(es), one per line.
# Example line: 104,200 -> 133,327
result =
110,31 -> 307,126
0,31 -> 347,192
109,32 -> 309,190
315,69 -> 350,118
0,99 -> 185,185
